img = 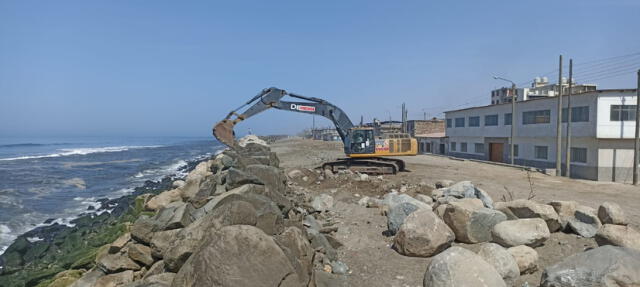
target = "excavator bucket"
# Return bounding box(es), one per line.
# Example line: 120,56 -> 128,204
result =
213,120 -> 237,148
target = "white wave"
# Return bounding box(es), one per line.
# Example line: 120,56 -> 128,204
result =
0,145 -> 163,161
26,236 -> 43,243
0,224 -> 15,255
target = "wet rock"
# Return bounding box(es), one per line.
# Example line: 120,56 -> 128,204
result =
508,245 -> 538,274
386,202 -> 420,235
393,208 -> 454,257
567,205 -> 602,238
491,218 -> 550,247
423,246 -> 507,287
598,201 -> 626,225
443,199 -> 506,243
97,253 -> 141,273
128,243 -> 155,267
311,194 -> 334,212
477,243 -> 519,284
541,245 -> 640,287
172,225 -> 300,287
109,233 -> 131,254
274,227 -> 314,285
94,270 -> 134,287
594,224 -> 640,251
495,200 -> 562,232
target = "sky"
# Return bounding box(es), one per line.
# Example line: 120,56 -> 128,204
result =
1,0 -> 639,137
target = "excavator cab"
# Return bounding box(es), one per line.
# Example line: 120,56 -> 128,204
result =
347,128 -> 375,154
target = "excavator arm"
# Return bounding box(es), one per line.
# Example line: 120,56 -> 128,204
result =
213,87 -> 354,147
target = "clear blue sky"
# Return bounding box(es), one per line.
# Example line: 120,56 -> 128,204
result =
1,0 -> 638,137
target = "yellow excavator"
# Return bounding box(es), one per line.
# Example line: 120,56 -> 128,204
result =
213,87 -> 417,174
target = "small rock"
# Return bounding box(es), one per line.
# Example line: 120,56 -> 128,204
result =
491,218 -> 550,247
423,246 -> 507,287
311,194 -> 334,212
598,202 -> 626,225
508,245 -> 538,275
594,224 -> 640,251
331,261 -> 348,274
287,169 -> 304,179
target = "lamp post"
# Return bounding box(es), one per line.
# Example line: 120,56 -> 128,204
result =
493,76 -> 517,165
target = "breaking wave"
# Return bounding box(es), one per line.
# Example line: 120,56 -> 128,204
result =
0,145 -> 163,161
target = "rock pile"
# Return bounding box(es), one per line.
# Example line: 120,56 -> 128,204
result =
63,137 -> 346,287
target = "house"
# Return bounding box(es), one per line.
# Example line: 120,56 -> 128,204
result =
405,119 -> 447,155
445,89 -> 639,183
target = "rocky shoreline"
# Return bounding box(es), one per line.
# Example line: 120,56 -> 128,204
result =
0,158 -> 205,287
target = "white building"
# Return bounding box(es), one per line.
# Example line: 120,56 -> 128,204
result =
446,89 -> 638,183
491,77 -> 597,105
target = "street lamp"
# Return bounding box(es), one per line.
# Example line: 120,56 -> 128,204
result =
493,76 -> 517,165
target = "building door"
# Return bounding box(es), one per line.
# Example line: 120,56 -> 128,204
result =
439,144 -> 445,154
489,143 -> 503,162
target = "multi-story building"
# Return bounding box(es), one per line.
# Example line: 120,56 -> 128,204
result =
491,77 -> 597,105
445,89 -> 638,183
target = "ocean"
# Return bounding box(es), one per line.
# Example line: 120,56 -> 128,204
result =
0,136 -> 222,254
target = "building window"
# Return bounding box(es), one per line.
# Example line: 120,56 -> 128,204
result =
504,113 -> 512,125
455,117 -> 465,127
513,144 -> 519,157
475,143 -> 485,153
610,105 -> 636,121
562,106 -> 589,122
485,114 -> 498,126
450,142 -> 456,151
446,119 -> 452,128
460,142 -> 467,152
534,146 -> 548,160
523,110 -> 551,125
571,147 -> 587,163
469,116 -> 480,127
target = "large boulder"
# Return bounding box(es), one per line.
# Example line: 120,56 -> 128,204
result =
150,229 -> 181,259
477,243 -> 520,283
443,199 -> 507,243
423,246 -> 507,287
274,227 -> 314,285
208,197 -> 258,227
495,200 -> 561,232
109,233 -> 131,254
393,209 -> 455,257
548,200 -> 578,230
225,167 -> 264,190
386,202 -> 420,235
433,181 -> 494,208
541,245 -> 640,287
131,216 -> 158,245
172,225 -> 301,287
97,253 -> 141,273
594,224 -> 640,251
127,243 -> 155,267
163,216 -> 222,272
154,202 -> 195,231
598,202 -> 627,225
145,188 -> 182,211
245,164 -> 287,192
491,218 -> 550,247
507,245 -> 538,274
382,192 -> 432,211
567,205 -> 602,238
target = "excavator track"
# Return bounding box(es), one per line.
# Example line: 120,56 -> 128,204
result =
322,157 -> 406,175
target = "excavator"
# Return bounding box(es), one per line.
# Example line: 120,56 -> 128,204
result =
213,87 -> 418,174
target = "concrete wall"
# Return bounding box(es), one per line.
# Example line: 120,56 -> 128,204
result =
596,93 -> 639,138
597,139 -> 636,183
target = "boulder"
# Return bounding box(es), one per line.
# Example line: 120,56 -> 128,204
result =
143,260 -> 166,280
434,181 -> 494,208
187,176 -> 215,208
274,227 -> 314,285
225,167 -> 264,190
415,194 -> 434,205
382,192 -> 431,211
127,243 -> 155,267
97,253 -> 141,273
144,272 -> 175,285
155,202 -> 195,231
567,205 -> 602,238
386,202 -> 420,235
443,199 -> 507,243
495,200 -> 562,232
507,245 -> 538,274
150,229 -> 181,259
548,200 -> 578,230
598,202 -> 626,225
69,269 -> 105,287
594,224 -> 640,251
209,197 -> 258,227
491,218 -> 550,247
163,216 -> 222,272
423,246 -> 507,287
131,216 -> 157,245
541,245 -> 640,287
393,209 -> 455,257
145,188 -> 182,211
245,164 -> 287,191
172,180 -> 185,188
93,270 -> 134,287
172,225 -> 301,287
311,194 -> 334,212
109,233 -> 131,254
477,243 -> 519,284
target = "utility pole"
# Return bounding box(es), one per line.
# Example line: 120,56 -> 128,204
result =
555,55 -> 563,176
510,83 -> 516,165
634,69 -> 640,185
565,59 -> 573,177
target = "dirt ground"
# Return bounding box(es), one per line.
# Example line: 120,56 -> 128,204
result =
271,138 -> 640,287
